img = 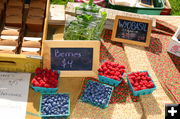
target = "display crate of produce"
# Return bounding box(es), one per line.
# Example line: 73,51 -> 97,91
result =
40,93 -> 70,119
106,0 -> 164,15
81,80 -> 114,108
127,71 -> 157,96
0,0 -> 50,73
32,69 -> 60,93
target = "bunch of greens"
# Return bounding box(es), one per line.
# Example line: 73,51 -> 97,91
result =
64,0 -> 107,40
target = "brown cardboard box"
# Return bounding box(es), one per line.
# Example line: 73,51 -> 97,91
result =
0,45 -> 16,54
25,30 -> 43,37
7,0 -> 23,8
28,8 -> 44,17
1,26 -> 20,36
26,16 -> 43,32
6,7 -> 23,16
20,47 -> 41,56
0,38 -> 18,46
30,1 -> 46,10
5,15 -> 22,27
22,37 -> 42,48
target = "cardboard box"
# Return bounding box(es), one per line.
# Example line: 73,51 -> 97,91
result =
0,46 -> 16,54
167,27 -> 180,57
0,0 -> 50,73
30,0 -> 46,10
26,16 -> 44,32
20,47 -> 41,56
22,37 -> 42,48
7,0 -> 23,8
28,8 -> 44,17
5,14 -> 22,27
0,38 -> 18,46
6,7 -> 23,16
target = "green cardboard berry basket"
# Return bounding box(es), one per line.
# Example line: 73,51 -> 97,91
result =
127,71 -> 157,96
81,80 -> 114,109
98,74 -> 123,87
39,93 -> 70,119
106,0 -> 164,15
31,70 -> 60,93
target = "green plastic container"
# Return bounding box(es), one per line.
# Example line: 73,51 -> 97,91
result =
106,0 -> 164,15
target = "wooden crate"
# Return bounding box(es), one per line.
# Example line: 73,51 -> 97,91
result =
0,0 -> 50,73
160,0 -> 172,15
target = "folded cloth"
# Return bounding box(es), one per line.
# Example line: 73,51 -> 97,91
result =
110,0 -> 138,7
75,0 -> 107,7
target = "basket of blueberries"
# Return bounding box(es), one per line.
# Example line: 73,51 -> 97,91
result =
40,93 -> 70,119
81,80 -> 114,108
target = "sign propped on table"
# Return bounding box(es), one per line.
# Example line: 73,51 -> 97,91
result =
43,40 -> 100,77
111,16 -> 152,47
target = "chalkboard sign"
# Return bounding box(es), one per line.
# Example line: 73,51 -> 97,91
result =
43,40 -> 100,77
116,19 -> 148,43
140,0 -> 154,8
111,16 -> 152,47
51,48 -> 93,70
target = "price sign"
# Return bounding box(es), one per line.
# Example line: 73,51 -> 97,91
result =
51,48 -> 93,70
111,16 -> 152,47
43,40 -> 100,77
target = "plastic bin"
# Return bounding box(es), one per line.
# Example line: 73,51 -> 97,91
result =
39,93 -> 70,119
98,75 -> 123,86
106,0 -> 164,15
81,80 -> 114,108
31,70 -> 60,93
127,71 -> 157,96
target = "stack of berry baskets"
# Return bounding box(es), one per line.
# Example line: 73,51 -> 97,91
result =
98,61 -> 125,86
31,68 -> 60,93
40,93 -> 70,119
127,71 -> 157,96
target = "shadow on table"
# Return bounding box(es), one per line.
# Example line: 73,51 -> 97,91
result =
168,52 -> 180,73
145,37 -> 162,55
140,94 -> 162,116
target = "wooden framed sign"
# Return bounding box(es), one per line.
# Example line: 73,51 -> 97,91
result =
111,16 -> 152,47
140,0 -> 154,8
43,40 -> 100,77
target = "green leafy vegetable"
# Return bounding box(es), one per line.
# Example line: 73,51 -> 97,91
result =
64,0 -> 107,40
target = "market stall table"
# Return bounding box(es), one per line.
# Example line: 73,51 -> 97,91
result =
26,16 -> 180,119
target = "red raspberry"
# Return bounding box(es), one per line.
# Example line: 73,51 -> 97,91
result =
44,84 -> 50,88
141,87 -> 147,90
134,83 -> 138,87
99,72 -> 103,76
31,78 -> 37,84
98,68 -> 103,72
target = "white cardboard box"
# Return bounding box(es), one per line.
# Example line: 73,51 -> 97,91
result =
167,27 -> 180,57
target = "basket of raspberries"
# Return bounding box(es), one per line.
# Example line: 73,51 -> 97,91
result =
98,61 -> 125,86
31,68 -> 60,93
127,71 -> 157,96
